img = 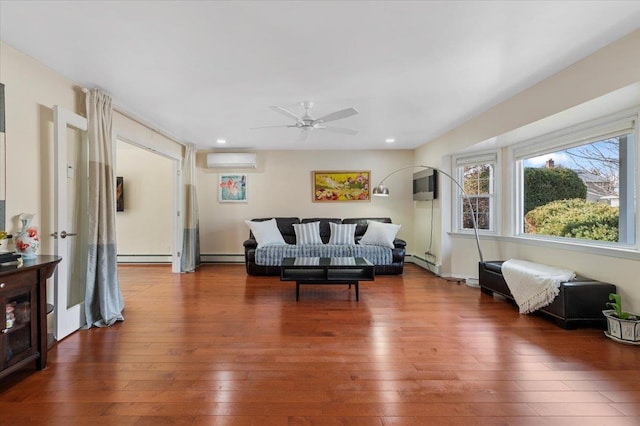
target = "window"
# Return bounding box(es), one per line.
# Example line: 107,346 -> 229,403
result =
514,112 -> 636,246
454,153 -> 498,232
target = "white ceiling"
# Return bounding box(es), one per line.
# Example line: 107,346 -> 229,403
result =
1,1 -> 639,151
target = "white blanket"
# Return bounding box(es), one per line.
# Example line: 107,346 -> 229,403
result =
501,259 -> 576,314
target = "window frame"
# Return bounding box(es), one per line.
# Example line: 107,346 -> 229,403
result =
510,108 -> 638,250
453,151 -> 500,234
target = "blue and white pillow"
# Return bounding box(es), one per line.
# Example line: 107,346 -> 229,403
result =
328,222 -> 357,245
293,221 -> 323,245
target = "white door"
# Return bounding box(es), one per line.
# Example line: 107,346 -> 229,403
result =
53,106 -> 88,340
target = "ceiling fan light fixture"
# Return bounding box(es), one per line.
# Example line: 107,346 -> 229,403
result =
256,101 -> 359,140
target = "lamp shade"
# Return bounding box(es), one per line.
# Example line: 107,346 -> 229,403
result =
372,184 -> 389,196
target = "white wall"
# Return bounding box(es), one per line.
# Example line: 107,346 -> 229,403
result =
197,149 -> 416,258
415,30 -> 640,311
115,140 -> 173,258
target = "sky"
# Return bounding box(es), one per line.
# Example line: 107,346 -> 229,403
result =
523,139 -> 620,174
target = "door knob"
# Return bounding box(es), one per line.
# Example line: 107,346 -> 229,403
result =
60,230 -> 77,239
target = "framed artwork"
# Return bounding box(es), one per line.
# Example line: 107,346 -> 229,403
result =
219,173 -> 247,202
116,176 -> 124,211
312,170 -> 370,202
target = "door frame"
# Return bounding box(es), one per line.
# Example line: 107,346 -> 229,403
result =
53,105 -> 88,340
113,133 -> 182,273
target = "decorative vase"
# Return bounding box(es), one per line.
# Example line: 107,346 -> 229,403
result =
14,213 -> 40,260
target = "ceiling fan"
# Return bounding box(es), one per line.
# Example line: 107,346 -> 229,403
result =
251,101 -> 359,141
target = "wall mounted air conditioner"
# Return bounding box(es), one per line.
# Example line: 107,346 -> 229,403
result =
206,153 -> 257,169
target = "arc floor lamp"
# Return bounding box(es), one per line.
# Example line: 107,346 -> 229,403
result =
372,165 -> 484,264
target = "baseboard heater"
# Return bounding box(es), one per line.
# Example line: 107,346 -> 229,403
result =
409,254 -> 442,276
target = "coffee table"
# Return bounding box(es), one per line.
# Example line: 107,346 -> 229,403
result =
280,257 -> 375,301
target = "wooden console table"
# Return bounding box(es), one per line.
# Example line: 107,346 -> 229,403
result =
0,255 -> 62,379
280,257 -> 375,301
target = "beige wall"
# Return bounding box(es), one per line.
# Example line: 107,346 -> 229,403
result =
1,40 -> 418,266
0,42 -> 82,253
415,30 -> 640,311
1,41 -> 184,266
115,140 -> 173,257
4,26 -> 640,314
197,149 -> 416,257
114,110 -> 183,161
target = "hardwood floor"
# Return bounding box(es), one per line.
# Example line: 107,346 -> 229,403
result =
1,263 -> 639,425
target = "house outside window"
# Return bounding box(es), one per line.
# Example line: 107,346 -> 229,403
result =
513,111 -> 637,246
454,153 -> 498,233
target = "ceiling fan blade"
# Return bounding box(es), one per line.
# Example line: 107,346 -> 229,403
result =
269,106 -> 304,124
314,107 -> 358,124
321,126 -> 358,135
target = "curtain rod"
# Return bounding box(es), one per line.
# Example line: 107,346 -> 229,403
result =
82,87 -> 187,147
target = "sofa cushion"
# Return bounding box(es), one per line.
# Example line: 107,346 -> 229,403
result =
359,220 -> 401,249
328,222 -> 357,245
293,221 -> 323,245
255,244 -> 392,266
245,218 -> 287,248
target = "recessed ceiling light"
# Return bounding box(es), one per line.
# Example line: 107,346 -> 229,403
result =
216,139 -> 227,144
385,138 -> 395,143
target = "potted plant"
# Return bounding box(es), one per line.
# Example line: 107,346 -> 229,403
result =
603,293 -> 640,344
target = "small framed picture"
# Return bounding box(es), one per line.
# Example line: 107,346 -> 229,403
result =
116,176 -> 124,211
219,173 -> 247,202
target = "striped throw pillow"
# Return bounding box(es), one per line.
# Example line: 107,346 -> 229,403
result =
293,221 -> 323,245
328,222 -> 357,245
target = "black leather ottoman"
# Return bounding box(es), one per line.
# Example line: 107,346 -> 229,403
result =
479,261 -> 616,329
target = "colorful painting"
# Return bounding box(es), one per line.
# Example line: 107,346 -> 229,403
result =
219,173 -> 247,202
312,170 -> 370,202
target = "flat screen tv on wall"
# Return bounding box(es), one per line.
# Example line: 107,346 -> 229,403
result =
413,169 -> 437,201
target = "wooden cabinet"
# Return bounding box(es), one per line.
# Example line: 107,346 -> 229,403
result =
0,255 -> 61,379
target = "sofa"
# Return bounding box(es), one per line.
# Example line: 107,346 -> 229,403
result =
243,217 -> 406,275
479,261 -> 616,329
